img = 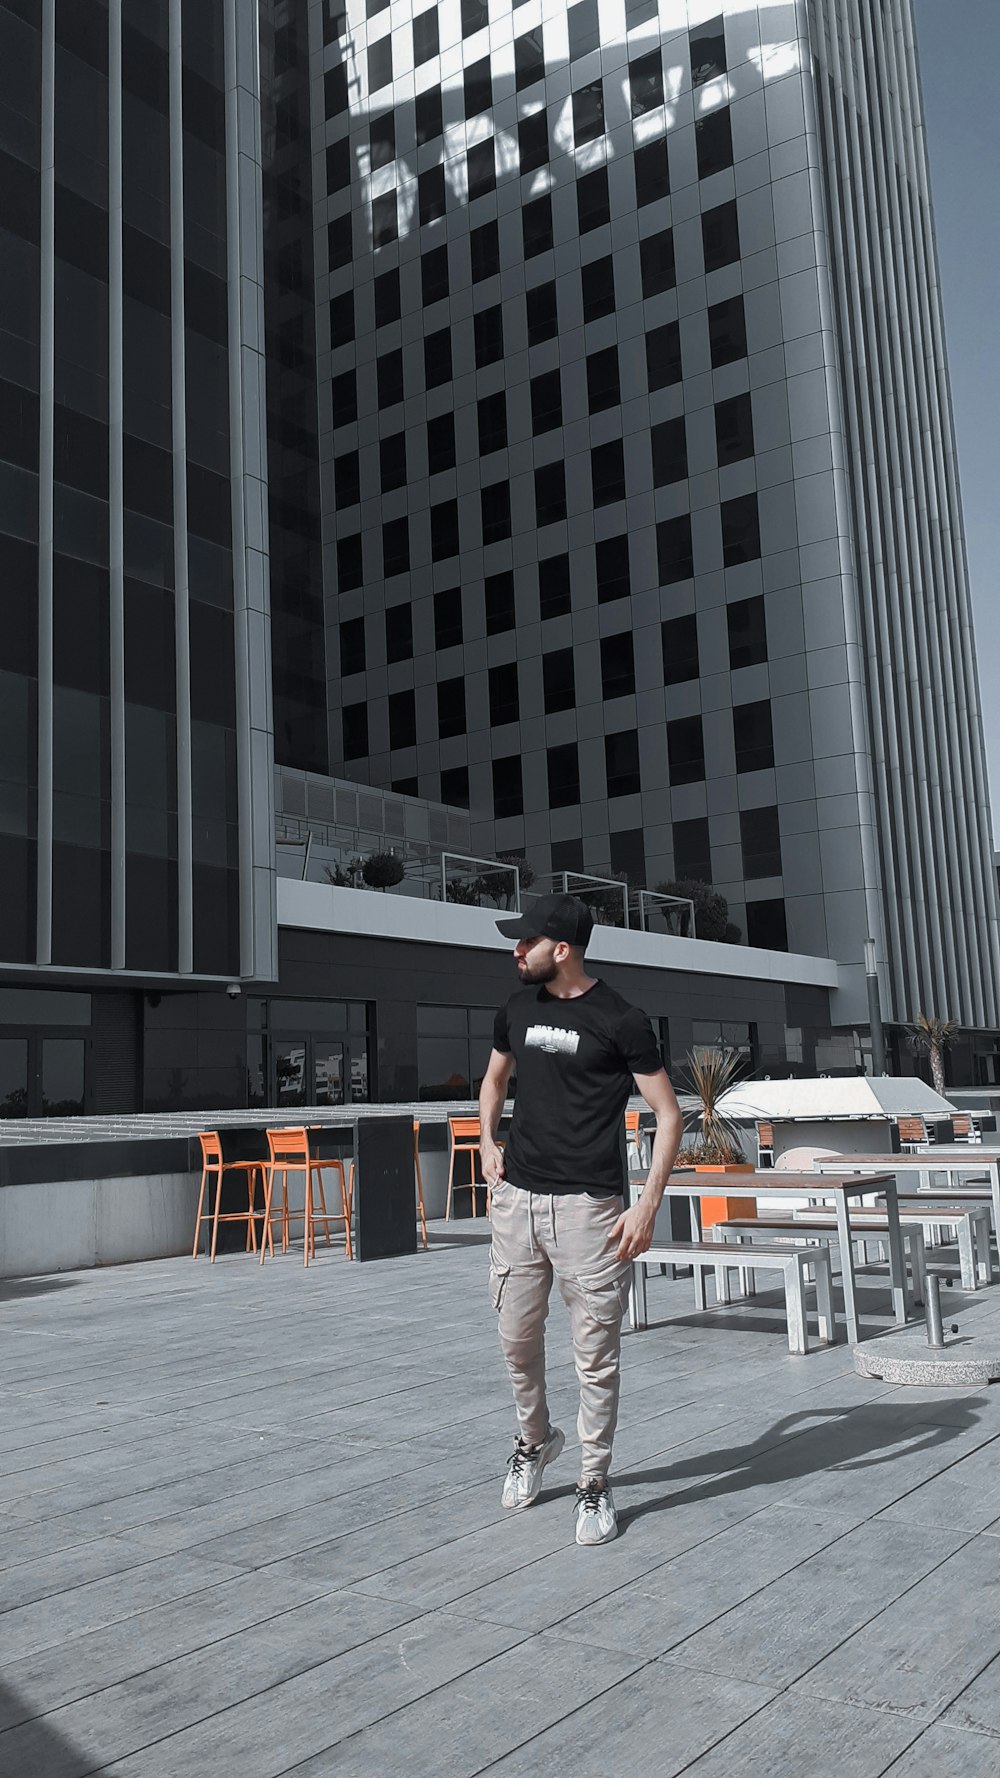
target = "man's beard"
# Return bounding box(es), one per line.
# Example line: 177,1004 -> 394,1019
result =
517,957 -> 559,984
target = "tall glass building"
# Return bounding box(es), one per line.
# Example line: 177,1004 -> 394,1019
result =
316,0 -> 1000,1030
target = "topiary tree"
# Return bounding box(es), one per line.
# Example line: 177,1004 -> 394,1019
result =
656,879 -> 740,943
361,850 -> 406,891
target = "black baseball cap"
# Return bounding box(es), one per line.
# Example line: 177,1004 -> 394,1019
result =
496,892 -> 594,948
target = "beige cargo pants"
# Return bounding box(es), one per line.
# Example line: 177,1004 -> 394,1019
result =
488,1177 -> 631,1481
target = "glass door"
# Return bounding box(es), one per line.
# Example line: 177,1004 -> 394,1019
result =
314,1042 -> 346,1107
273,1038 -> 308,1107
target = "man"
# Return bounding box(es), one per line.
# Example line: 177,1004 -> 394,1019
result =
479,891 -> 683,1546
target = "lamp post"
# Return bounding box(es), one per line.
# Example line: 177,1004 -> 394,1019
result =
864,938 -> 887,1075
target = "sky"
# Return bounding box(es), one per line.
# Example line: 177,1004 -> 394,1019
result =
912,0 -> 1000,819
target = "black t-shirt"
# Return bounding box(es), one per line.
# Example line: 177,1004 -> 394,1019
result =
492,979 -> 662,1193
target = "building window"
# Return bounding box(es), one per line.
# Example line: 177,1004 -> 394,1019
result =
481,480 -> 511,543
708,294 -> 747,367
370,111 -> 395,169
382,515 -> 409,577
419,163 -> 446,224
437,676 -> 466,739
413,7 -> 439,66
596,535 -> 630,604
380,432 -> 407,492
416,1003 -> 495,1100
733,699 -> 774,773
478,391 -> 508,456
424,328 -> 452,389
325,64 -> 348,117
526,280 -> 558,344
328,213 -> 353,269
605,729 -> 641,797
327,138 -> 351,192
657,514 -> 694,584
440,765 -> 470,808
331,369 -> 357,426
515,27 -> 545,92
662,613 -> 699,683
582,255 -> 615,323
531,368 -> 563,435
330,290 -> 355,345
337,533 -> 363,590
640,227 -> 675,297
634,138 -> 669,207
374,266 -> 401,326
430,497 -> 460,560
367,35 -> 392,91
535,461 -> 567,526
630,49 -> 663,115
543,647 -> 576,713
339,616 -> 365,677
716,392 -> 754,465
467,138 -> 496,201
427,412 -> 456,475
519,109 -> 548,173
523,194 -> 553,257
539,553 -> 572,619
434,586 -> 463,650
573,80 -> 605,147
371,190 -> 397,250
415,85 -> 443,145
342,701 -> 368,759
493,755 -> 523,818
651,415 -> 688,486
646,320 -> 682,390
592,439 -> 625,507
385,603 -> 413,663
334,449 -> 360,508
741,806 -> 782,879
462,0 -> 488,36
721,493 -> 761,567
746,897 -> 787,951
667,714 -> 705,786
690,14 -> 727,86
696,108 -> 733,179
577,166 -> 610,233
485,569 -> 516,634
568,0 -> 599,58
377,347 -> 404,409
702,199 -> 740,272
421,245 -> 449,306
547,742 -> 580,808
728,594 -> 767,668
601,632 -> 635,700
464,56 -> 492,119
587,346 -> 620,414
388,689 -> 417,750
471,217 -> 500,280
489,662 -> 520,726
673,816 -> 712,881
474,303 -> 504,367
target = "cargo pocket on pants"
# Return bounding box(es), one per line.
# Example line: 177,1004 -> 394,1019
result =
579,1270 -> 630,1324
489,1257 -> 511,1311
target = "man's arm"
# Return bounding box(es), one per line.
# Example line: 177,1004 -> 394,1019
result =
612,1068 -> 684,1260
479,1047 -> 514,1184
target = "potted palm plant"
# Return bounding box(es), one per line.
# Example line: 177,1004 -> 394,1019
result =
677,1045 -> 755,1229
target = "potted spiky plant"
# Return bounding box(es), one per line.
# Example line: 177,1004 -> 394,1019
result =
677,1045 -> 755,1229
906,1013 -> 959,1098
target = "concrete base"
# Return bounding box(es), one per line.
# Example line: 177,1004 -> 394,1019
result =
855,1328 -> 1000,1386
0,1172 -> 202,1278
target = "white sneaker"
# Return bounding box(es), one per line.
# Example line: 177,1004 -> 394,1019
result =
501,1426 -> 565,1510
575,1478 -> 618,1545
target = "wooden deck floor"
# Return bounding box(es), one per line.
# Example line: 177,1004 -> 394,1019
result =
2,1227 -> 1000,1776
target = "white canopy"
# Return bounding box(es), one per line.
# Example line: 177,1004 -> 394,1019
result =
715,1076 -> 956,1122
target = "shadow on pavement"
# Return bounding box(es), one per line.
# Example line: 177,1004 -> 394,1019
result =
0,1681 -> 98,1778
0,1276 -> 79,1302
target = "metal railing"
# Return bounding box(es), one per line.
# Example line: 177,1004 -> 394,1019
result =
439,853 -> 521,912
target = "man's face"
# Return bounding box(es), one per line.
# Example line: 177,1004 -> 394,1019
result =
513,935 -> 561,983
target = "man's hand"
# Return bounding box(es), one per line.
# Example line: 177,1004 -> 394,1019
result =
612,1197 -> 659,1261
480,1139 -> 505,1187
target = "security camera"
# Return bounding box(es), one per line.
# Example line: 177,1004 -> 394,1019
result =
226,983 -> 242,999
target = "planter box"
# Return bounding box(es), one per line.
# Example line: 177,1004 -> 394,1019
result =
691,1163 -> 756,1230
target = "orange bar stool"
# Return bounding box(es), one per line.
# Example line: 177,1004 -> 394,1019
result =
192,1131 -> 266,1262
260,1126 -> 352,1265
446,1116 -> 500,1219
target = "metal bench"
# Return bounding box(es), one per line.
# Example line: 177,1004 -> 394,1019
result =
629,1240 -> 835,1356
795,1202 -> 990,1292
712,1213 -> 926,1303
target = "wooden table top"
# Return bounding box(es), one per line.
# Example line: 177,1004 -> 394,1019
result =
819,1151 -> 996,1168
637,1170 -> 898,1194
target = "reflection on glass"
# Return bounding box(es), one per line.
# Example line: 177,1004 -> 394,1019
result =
41,1038 -> 85,1115
274,1040 -> 307,1106
0,1038 -> 28,1117
314,1043 -> 345,1106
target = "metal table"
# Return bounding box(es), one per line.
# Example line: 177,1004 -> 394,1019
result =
630,1169 -> 909,1345
818,1150 -> 1000,1280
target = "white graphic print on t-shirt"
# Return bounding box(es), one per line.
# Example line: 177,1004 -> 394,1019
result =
525,1025 -> 580,1056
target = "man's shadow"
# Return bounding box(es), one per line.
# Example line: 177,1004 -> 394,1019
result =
610,1398 -> 989,1529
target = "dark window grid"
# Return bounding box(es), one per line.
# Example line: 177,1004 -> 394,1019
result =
690,15 -> 728,87
721,493 -> 761,567
485,569 -> 516,634
673,816 -> 712,882
547,741 -> 580,808
526,280 -> 558,343
745,897 -> 787,951
412,7 -> 439,66
471,218 -> 500,280
651,415 -> 688,486
334,449 -> 360,508
381,515 -> 409,577
339,615 -> 365,677
727,593 -> 767,668
535,461 -> 567,526
478,391 -> 508,455
582,256 -> 615,322
657,515 -> 694,585
667,714 -> 705,785
380,432 -> 407,491
715,392 -> 754,465
439,765 -> 470,809
423,328 -> 452,389
466,137 -> 496,200
430,498 -> 460,560
591,439 -> 626,508
530,369 -> 562,435
342,702 -> 368,758
371,190 -> 397,249
702,198 -> 740,273
577,166 -> 610,233
640,227 -> 675,297
518,109 -> 548,174
630,49 -> 664,116
427,412 -> 456,475
384,602 -> 413,662
331,368 -> 358,427
572,81 -> 605,147
376,349 -> 404,408
489,661 -> 520,726
662,613 -> 699,684
646,320 -> 683,390
434,586 -> 463,649
421,245 -> 449,306
634,138 -> 669,207
415,86 -> 443,147
539,553 -> 572,619
740,806 -> 782,879
492,754 -> 523,817
437,676 -> 466,739
369,113 -> 395,169
388,688 -> 417,750
605,729 -> 641,797
696,107 -> 733,180
474,304 -> 504,367
367,35 -> 392,91
733,700 -> 774,774
586,347 -> 620,415
374,265 -> 401,326
481,480 -> 511,544
596,536 -> 630,604
515,29 -> 545,93
337,533 -> 363,590
708,293 -> 747,367
419,163 -> 446,224
522,194 -> 553,258
600,632 -> 635,701
568,0 -> 599,60
543,648 -> 575,714
464,56 -> 492,120
330,289 -> 355,344
462,0 -> 489,38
